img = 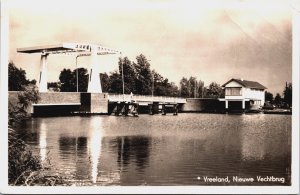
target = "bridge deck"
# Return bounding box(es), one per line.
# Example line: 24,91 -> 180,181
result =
107,94 -> 186,104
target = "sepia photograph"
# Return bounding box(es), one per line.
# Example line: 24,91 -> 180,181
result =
1,0 -> 299,194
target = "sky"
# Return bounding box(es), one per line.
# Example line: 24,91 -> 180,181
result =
7,0 -> 293,94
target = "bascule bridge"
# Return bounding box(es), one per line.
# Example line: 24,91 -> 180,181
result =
15,43 -> 186,116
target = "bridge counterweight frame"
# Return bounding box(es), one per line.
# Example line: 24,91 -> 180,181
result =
17,43 -> 121,93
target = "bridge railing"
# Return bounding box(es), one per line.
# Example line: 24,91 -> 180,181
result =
107,94 -> 186,103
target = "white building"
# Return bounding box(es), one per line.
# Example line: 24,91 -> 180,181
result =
219,78 -> 267,110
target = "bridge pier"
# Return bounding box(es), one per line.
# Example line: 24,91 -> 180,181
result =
115,102 -> 124,116
148,102 -> 159,115
173,104 -> 178,115
162,103 -> 179,115
148,103 -> 179,116
130,102 -> 139,117
161,104 -> 166,115
110,102 -> 139,116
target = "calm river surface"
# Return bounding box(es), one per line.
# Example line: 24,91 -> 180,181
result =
16,113 -> 291,186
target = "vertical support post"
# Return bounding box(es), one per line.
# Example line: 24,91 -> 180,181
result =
133,103 -> 139,116
162,104 -> 166,115
149,104 -> 153,115
88,46 -> 102,93
39,53 -> 48,92
225,100 -> 228,109
76,55 -> 79,92
173,104 -> 178,115
152,72 -> 154,97
242,100 -> 245,109
121,57 -> 125,101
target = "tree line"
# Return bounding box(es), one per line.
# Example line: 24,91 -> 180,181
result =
8,62 -> 36,91
55,54 -> 180,96
8,59 -> 292,104
265,82 -> 292,108
47,54 -> 225,98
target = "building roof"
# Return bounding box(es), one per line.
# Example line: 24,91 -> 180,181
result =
222,78 -> 267,90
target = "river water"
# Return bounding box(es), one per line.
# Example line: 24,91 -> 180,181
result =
16,113 -> 291,186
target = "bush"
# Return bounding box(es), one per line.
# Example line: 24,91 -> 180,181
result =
8,128 -> 42,185
8,85 -> 68,186
8,128 -> 67,186
9,84 -> 40,125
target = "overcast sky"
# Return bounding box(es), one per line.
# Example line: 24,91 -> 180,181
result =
8,0 -> 293,94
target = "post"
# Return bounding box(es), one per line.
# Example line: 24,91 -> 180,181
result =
76,55 -> 79,92
121,58 -> 125,97
202,82 -> 204,98
39,53 -> 48,92
87,46 -> 102,93
242,100 -> 245,110
152,72 -> 154,97
194,78 -> 197,98
225,100 -> 228,109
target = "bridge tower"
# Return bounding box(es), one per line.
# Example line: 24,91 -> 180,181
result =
87,46 -> 102,93
39,53 -> 48,92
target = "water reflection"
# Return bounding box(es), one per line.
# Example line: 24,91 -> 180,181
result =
77,137 -> 88,155
59,137 -> 76,152
88,117 -> 103,183
19,114 -> 291,185
39,122 -> 47,162
116,136 -> 150,171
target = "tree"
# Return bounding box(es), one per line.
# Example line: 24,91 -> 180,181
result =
274,93 -> 282,107
108,71 -> 123,94
48,82 -> 61,92
283,82 -> 292,107
100,72 -> 110,92
58,68 -> 88,92
179,77 -> 190,98
134,54 -> 152,95
76,68 -> 89,92
196,80 -> 205,98
188,77 -> 204,98
204,82 -> 224,98
265,91 -> 274,103
9,85 -> 40,124
118,57 -> 137,94
59,68 -> 75,92
152,70 -> 179,96
8,62 -> 36,91
179,76 -> 204,98
188,77 -> 197,98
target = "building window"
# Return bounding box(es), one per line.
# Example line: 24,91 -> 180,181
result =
225,87 -> 242,96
